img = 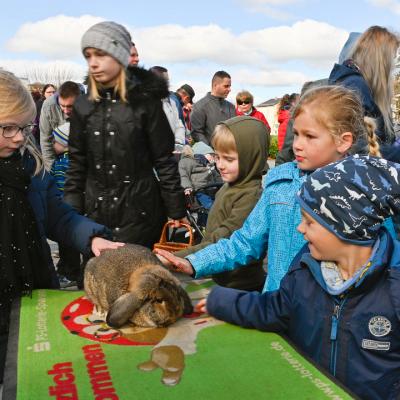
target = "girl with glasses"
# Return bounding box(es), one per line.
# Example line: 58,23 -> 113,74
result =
0,70 -> 123,382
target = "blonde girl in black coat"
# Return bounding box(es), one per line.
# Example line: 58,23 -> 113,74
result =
64,21 -> 186,249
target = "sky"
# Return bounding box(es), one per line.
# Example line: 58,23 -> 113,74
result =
1,0 -> 400,104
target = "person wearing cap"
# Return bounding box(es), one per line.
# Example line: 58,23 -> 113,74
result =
64,21 -> 186,256
178,142 -> 221,210
199,155 -> 400,400
51,122 -> 70,192
50,122 -> 83,287
176,84 -> 195,133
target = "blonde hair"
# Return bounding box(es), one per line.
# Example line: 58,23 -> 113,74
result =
349,26 -> 399,139
211,124 -> 237,153
0,70 -> 43,174
293,85 -> 381,157
88,67 -> 127,103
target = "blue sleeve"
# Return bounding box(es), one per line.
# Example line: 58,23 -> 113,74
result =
186,188 -> 270,277
337,75 -> 377,116
206,279 -> 292,332
44,172 -> 111,254
170,93 -> 185,126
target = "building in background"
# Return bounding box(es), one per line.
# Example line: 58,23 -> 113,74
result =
256,98 -> 280,136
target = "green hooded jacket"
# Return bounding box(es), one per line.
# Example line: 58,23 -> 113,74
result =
177,116 -> 270,290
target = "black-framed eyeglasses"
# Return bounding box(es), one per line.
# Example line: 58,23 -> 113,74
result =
0,124 -> 36,138
237,100 -> 251,105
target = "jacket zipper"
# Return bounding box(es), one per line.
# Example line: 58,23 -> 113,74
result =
103,92 -> 111,228
329,296 -> 347,376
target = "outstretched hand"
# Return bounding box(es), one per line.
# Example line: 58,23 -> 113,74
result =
154,248 -> 195,275
91,237 -> 125,257
194,299 -> 207,314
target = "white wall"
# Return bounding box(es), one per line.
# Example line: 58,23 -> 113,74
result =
257,104 -> 279,136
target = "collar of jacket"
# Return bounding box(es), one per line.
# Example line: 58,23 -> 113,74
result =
264,161 -> 310,188
298,227 -> 399,297
126,66 -> 169,106
21,150 -> 38,176
207,92 -> 228,104
328,62 -> 362,83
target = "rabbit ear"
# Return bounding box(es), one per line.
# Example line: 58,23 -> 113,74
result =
159,279 -> 193,315
106,293 -> 142,328
176,285 -> 193,315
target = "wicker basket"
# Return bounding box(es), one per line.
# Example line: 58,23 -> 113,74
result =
153,221 -> 194,252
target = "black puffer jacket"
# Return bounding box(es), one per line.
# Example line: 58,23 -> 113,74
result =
64,67 -> 186,248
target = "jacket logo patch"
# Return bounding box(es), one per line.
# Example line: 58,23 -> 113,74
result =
368,316 -> 391,337
361,339 -> 390,351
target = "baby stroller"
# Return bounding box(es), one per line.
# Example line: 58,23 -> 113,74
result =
184,182 -> 223,243
177,143 -> 223,244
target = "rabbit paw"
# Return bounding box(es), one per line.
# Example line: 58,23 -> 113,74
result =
92,304 -> 107,320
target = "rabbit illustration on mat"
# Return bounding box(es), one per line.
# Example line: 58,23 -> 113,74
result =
84,244 -> 193,328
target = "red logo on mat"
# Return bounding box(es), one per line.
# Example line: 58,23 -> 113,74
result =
61,296 -> 168,346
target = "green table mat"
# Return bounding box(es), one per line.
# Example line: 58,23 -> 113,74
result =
3,289 -> 354,400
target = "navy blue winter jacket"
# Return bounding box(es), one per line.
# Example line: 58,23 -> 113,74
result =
329,63 -> 386,139
328,62 -> 400,162
207,228 -> 400,400
25,154 -> 111,287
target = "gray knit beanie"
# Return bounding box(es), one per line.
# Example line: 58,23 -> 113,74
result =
81,21 -> 132,68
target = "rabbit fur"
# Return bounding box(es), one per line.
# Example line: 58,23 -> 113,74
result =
84,244 -> 193,328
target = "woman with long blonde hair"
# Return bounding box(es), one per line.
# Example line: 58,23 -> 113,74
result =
64,21 -> 186,252
0,70 -> 121,382
329,25 -> 399,159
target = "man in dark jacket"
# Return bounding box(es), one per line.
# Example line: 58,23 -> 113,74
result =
190,71 -> 235,146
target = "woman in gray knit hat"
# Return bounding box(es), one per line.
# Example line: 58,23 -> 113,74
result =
64,21 -> 186,268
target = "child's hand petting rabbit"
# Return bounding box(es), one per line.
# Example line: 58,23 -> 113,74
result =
154,249 -> 195,276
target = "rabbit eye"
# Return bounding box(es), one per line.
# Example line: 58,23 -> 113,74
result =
155,298 -> 164,303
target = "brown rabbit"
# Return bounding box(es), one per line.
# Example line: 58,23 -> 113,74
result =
84,244 -> 193,328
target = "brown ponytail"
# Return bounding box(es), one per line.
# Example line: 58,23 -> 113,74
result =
363,117 -> 381,157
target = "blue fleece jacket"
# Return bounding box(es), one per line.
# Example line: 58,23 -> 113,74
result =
187,162 -> 307,292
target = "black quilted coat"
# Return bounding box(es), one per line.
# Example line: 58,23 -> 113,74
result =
64,67 -> 185,248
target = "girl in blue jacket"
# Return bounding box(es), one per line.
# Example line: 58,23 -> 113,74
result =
0,70 -> 124,382
200,155 -> 400,400
156,85 -> 382,292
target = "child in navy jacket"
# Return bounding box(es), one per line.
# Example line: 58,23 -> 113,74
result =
199,155 -> 400,400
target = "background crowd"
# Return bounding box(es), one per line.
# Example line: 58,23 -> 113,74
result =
1,20 -> 400,399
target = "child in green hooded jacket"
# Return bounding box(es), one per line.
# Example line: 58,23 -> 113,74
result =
172,115 -> 270,291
